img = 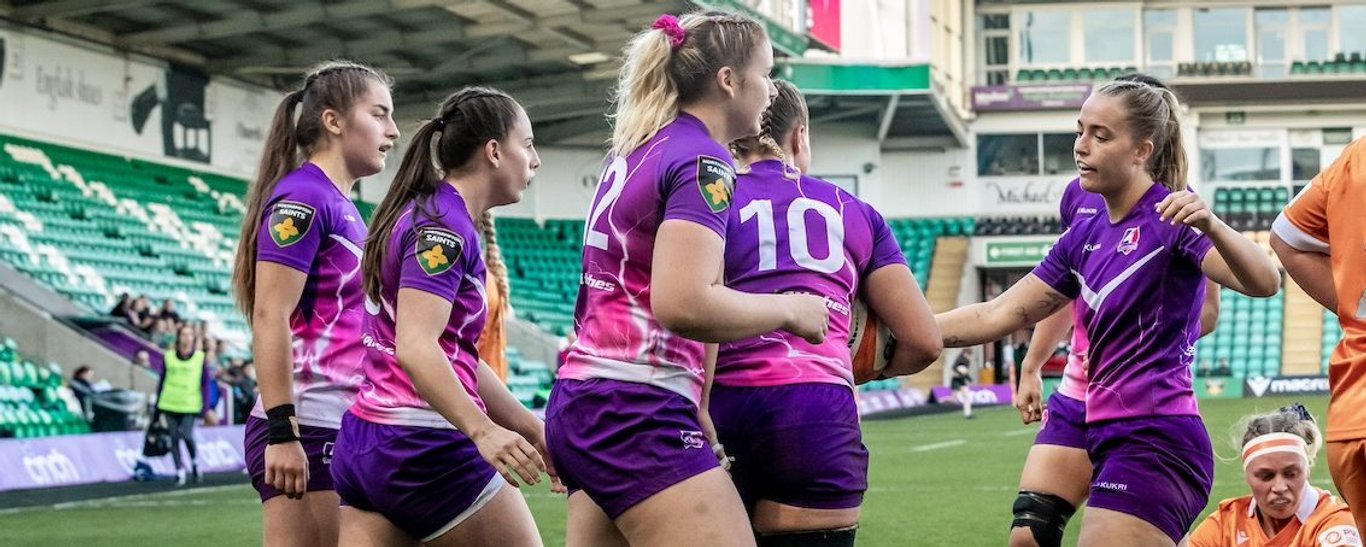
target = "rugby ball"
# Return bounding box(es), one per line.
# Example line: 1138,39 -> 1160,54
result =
849,299 -> 896,385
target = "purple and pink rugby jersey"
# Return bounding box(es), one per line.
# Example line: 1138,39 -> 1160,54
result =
714,159 -> 905,388
251,162 -> 368,428
351,183 -> 489,428
556,112 -> 736,403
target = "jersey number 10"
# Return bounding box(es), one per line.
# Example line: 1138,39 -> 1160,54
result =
739,198 -> 846,274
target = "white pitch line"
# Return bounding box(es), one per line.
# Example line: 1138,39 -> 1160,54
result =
0,484 -> 247,516
912,439 -> 967,452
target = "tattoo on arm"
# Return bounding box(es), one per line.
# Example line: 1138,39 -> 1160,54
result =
1014,292 -> 1067,325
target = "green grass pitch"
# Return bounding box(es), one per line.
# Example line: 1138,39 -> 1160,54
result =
0,396 -> 1333,546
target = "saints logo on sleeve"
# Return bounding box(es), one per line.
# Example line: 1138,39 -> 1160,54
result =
696,155 -> 736,213
268,200 -> 316,247
415,227 -> 463,276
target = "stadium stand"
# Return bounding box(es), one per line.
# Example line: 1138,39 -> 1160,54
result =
889,217 -> 974,290
1281,276 -> 1326,376
0,337 -> 87,439
0,133 -> 247,344
505,347 -> 554,409
1015,66 -> 1139,83
497,217 -> 581,338
1324,309 -> 1343,375
972,216 -> 1061,236
1213,186 -> 1289,232
1291,52 -> 1366,75
1177,61 -> 1255,77
497,216 -> 974,336
1195,286 -> 1285,379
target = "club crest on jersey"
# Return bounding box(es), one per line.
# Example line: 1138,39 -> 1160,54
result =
415,227 -> 462,276
1117,227 -> 1140,255
268,200 -> 315,248
696,155 -> 735,213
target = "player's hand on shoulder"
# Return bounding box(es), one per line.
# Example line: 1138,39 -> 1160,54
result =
1156,190 -> 1217,233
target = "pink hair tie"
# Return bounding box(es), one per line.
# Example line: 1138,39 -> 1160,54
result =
653,14 -> 686,50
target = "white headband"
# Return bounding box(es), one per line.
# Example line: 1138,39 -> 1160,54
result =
1242,432 -> 1309,470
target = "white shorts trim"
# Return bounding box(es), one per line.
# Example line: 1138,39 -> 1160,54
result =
420,473 -> 506,542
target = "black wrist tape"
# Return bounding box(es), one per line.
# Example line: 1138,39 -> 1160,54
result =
265,404 -> 300,445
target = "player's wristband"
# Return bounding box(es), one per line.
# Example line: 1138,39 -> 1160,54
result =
265,404 -> 300,445
713,443 -> 735,471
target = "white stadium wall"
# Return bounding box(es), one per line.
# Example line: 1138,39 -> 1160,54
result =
836,0 -> 932,64
877,149 -> 972,217
0,25 -> 279,179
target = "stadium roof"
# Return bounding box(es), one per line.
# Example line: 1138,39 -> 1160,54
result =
3,0 -> 693,143
3,0 -> 964,146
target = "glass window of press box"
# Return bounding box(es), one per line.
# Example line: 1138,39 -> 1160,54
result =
979,4 -> 1364,86
977,133 -> 1076,177
1199,128 -> 1355,185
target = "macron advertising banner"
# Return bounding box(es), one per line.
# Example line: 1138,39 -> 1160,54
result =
1244,375 -> 1331,398
857,388 -> 929,417
0,425 -> 245,491
930,384 -> 1014,407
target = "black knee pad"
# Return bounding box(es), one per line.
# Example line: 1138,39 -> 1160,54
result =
755,526 -> 857,547
1011,491 -> 1076,547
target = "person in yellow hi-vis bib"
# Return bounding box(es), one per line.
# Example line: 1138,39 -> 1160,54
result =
153,323 -> 212,485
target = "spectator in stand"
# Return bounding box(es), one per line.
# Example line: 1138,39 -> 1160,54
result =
205,373 -> 222,427
241,361 -> 257,396
153,318 -> 176,349
228,360 -> 259,425
110,293 -> 132,318
1217,357 -> 1233,377
134,350 -> 152,369
157,298 -> 182,324
129,296 -> 156,333
71,365 -> 96,422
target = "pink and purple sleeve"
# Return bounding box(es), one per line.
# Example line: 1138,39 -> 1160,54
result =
659,148 -> 733,238
255,190 -> 328,273
397,225 -> 467,303
862,202 -> 908,275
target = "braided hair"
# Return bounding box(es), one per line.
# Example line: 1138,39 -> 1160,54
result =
730,79 -> 807,179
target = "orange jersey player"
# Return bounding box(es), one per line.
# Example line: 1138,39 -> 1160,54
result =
1185,406 -> 1358,547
